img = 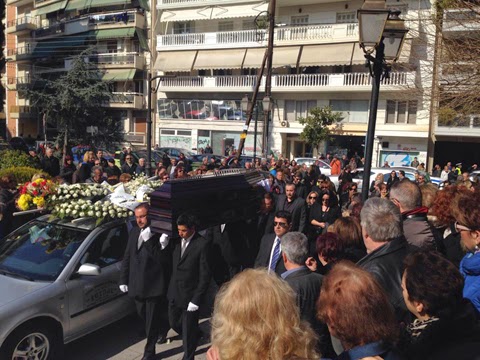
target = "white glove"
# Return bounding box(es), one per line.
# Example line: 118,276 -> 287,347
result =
141,227 -> 152,242
159,233 -> 169,250
119,285 -> 128,293
187,302 -> 199,312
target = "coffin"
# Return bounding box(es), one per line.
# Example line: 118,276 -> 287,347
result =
149,169 -> 264,236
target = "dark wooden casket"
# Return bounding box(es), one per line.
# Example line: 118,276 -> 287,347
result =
149,169 -> 264,236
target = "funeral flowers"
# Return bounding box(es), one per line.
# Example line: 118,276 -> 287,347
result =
17,178 -> 56,211
51,199 -> 133,220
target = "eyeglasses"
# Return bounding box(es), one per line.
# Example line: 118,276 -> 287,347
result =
273,221 -> 288,228
308,196 -> 317,199
455,222 -> 473,233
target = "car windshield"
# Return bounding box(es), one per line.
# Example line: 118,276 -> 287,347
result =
0,221 -> 89,282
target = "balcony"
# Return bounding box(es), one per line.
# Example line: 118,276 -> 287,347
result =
34,11 -> 144,40
435,115 -> 480,137
86,53 -> 145,70
5,76 -> 32,90
9,106 -> 33,119
157,0 -> 258,9
105,93 -> 145,109
6,16 -> 38,34
7,45 -> 34,62
158,23 -> 358,51
443,9 -> 480,38
159,72 -> 415,93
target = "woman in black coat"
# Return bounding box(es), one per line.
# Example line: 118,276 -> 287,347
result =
308,190 -> 340,240
386,170 -> 399,190
60,155 -> 76,184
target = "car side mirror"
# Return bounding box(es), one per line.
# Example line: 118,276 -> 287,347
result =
77,263 -> 101,276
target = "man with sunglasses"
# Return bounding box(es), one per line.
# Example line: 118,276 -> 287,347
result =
255,210 -> 292,275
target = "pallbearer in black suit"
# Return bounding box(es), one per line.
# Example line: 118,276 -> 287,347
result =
168,213 -> 212,360
119,203 -> 171,360
254,210 -> 292,275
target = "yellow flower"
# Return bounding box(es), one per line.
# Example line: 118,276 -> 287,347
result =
18,194 -> 33,211
33,196 -> 45,208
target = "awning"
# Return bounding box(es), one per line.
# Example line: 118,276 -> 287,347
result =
160,2 -> 268,22
242,47 -> 267,68
193,49 -> 246,70
32,33 -> 89,58
102,69 -> 136,81
66,0 -> 130,10
35,0 -> 68,16
136,28 -> 149,51
138,0 -> 149,11
300,43 -> 358,67
89,27 -> 135,40
154,51 -> 197,72
272,46 -> 301,68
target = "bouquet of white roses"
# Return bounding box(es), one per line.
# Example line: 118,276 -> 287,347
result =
52,199 -> 133,220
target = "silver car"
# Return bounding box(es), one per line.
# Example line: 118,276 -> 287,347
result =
0,215 -> 135,359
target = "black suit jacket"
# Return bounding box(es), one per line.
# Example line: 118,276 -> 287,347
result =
275,195 -> 307,233
120,227 -> 171,299
284,268 -> 323,329
254,233 -> 287,276
357,237 -> 413,323
167,233 -> 211,308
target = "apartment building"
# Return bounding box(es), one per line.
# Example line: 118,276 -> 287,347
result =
432,3 -> 480,166
154,0 -> 431,165
4,0 -> 151,144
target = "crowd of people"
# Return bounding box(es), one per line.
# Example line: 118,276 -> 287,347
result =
1,144 -> 480,359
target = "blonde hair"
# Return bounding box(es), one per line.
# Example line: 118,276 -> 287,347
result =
211,269 -> 320,360
83,151 -> 94,163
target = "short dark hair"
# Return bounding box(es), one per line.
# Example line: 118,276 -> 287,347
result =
404,250 -> 464,318
135,203 -> 150,213
177,213 -> 198,229
316,233 -> 344,262
274,210 -> 292,224
399,170 -> 405,176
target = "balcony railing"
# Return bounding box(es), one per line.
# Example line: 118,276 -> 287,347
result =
157,0 -> 252,7
6,76 -> 32,85
90,53 -> 141,65
34,22 -> 65,37
437,116 -> 480,128
6,16 -> 38,28
106,92 -> 144,109
158,23 -> 358,50
9,105 -> 32,118
7,45 -> 33,56
160,72 -> 414,91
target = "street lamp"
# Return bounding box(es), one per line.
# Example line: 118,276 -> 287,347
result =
146,73 -> 175,176
358,1 -> 408,201
262,95 -> 272,159
241,94 -> 259,163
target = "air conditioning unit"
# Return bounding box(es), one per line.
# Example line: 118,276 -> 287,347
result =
280,120 -> 288,127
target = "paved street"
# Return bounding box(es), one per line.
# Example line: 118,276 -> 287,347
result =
65,314 -> 212,360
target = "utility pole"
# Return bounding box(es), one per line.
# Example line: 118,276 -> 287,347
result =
263,0 -> 276,159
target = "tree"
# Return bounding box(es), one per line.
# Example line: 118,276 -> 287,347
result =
20,50 -> 124,157
297,106 -> 343,154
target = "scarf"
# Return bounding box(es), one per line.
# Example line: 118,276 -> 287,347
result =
407,317 -> 440,338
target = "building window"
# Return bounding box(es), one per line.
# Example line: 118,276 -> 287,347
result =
161,129 -> 175,135
284,100 -> 317,121
336,12 -> 356,23
291,15 -> 309,26
242,19 -> 256,30
177,130 -> 192,136
330,100 -> 369,123
173,21 -> 194,34
386,100 -> 417,124
218,21 -> 234,32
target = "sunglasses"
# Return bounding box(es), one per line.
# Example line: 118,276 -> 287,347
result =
308,196 -> 317,199
273,221 -> 288,228
455,222 -> 473,233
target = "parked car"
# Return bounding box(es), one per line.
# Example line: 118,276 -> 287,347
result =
0,215 -> 135,358
190,154 -> 225,170
294,157 -> 332,176
226,155 -> 266,168
9,137 -> 29,153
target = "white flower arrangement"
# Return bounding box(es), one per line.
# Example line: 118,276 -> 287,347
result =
50,176 -> 163,222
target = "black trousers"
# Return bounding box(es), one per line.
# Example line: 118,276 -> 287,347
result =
135,296 -> 169,357
168,301 -> 200,360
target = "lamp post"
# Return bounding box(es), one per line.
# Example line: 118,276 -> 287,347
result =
262,95 -> 272,159
241,95 -> 259,162
358,0 -> 408,201
146,73 -> 176,176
